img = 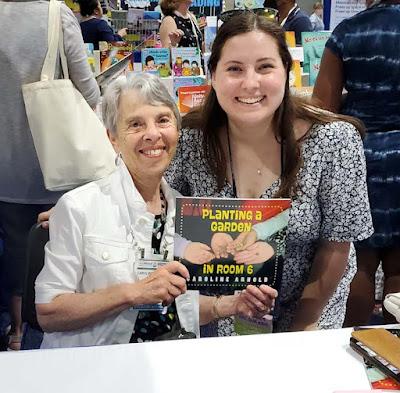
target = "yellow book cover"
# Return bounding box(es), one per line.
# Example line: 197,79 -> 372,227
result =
285,31 -> 296,47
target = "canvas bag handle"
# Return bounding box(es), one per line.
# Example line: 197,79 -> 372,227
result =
41,0 -> 69,81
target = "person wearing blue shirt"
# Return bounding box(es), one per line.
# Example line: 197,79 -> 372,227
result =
77,0 -> 127,50
274,0 -> 312,44
314,0 -> 400,327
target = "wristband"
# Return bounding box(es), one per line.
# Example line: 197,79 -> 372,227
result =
212,295 -> 224,320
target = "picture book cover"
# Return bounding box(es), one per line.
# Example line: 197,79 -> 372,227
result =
309,57 -> 321,86
172,76 -> 206,104
99,41 -> 133,72
285,31 -> 296,48
141,48 -> 171,77
204,16 -> 217,53
178,84 -> 210,113
301,31 -> 331,74
174,197 -> 290,295
289,59 -> 302,88
171,47 -> 202,77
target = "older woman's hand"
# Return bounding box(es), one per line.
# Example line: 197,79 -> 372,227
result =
132,261 -> 189,306
234,285 -> 277,319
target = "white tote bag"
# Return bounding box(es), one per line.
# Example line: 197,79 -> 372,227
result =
22,0 -> 115,191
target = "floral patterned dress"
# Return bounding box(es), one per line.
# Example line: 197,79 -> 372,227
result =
165,121 -> 373,335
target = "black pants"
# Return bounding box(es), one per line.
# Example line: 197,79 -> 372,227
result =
0,202 -> 53,302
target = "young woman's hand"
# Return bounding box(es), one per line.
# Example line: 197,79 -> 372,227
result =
234,285 -> 278,319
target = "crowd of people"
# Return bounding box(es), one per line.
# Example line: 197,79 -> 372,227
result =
0,0 -> 400,352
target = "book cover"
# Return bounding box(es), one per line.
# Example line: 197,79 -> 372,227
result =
99,41 -> 133,72
289,59 -> 302,88
172,76 -> 206,103
174,197 -> 290,295
301,31 -> 331,74
171,47 -> 202,77
285,31 -> 296,48
204,16 -> 217,53
178,84 -> 210,113
141,48 -> 171,77
309,57 -> 321,86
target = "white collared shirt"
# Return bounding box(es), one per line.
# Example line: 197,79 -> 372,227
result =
36,161 -> 199,349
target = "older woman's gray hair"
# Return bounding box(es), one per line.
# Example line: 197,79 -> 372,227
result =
102,73 -> 181,134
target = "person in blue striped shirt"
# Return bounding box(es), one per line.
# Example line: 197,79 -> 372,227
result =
314,0 -> 400,327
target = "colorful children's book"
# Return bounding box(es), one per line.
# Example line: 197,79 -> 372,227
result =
171,47 -> 202,77
174,197 -> 290,295
204,16 -> 217,53
301,31 -> 331,75
84,43 -> 100,76
289,59 -> 302,88
285,31 -> 296,48
178,85 -> 210,113
99,41 -> 133,73
172,76 -> 206,104
141,48 -> 171,77
309,57 -> 321,86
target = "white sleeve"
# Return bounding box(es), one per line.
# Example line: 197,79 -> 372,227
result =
174,233 -> 191,258
35,194 -> 85,304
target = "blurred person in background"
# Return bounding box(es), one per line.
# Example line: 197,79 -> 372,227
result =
159,0 -> 204,52
77,0 -> 127,50
0,0 -> 100,350
314,0 -> 400,326
310,2 -> 324,31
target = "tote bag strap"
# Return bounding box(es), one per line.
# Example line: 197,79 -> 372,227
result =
41,0 -> 69,81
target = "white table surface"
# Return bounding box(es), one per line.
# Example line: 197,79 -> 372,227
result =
0,328 -> 371,393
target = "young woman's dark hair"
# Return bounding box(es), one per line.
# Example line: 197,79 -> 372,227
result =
77,0 -> 99,17
183,12 -> 364,197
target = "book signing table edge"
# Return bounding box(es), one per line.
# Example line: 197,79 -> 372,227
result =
0,327 -> 376,393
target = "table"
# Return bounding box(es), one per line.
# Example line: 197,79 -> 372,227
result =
0,328 -> 371,393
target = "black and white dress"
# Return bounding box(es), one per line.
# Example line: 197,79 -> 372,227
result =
165,121 -> 374,335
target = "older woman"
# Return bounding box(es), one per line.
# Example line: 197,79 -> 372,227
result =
35,74 -> 197,348
35,74 -> 275,348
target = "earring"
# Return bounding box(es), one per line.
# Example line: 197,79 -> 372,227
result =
115,152 -> 122,166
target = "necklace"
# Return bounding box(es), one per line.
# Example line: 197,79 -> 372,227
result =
226,128 -> 285,197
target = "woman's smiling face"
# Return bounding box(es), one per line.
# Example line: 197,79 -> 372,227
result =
109,90 -> 179,180
211,30 -> 287,129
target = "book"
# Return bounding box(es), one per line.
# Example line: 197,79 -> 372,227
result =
285,31 -> 296,48
177,84 -> 210,113
174,197 -> 290,295
301,31 -> 331,75
172,76 -> 206,104
289,59 -> 302,88
171,47 -> 202,77
99,41 -> 133,73
204,16 -> 217,53
309,57 -> 321,86
350,328 -> 400,388
141,48 -> 171,77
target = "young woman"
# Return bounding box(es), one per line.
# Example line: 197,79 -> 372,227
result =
166,12 -> 373,335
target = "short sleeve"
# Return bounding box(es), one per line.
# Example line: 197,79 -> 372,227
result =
165,130 -> 192,196
325,19 -> 349,59
318,122 -> 373,242
35,194 -> 85,304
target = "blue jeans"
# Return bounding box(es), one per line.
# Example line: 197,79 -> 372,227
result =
21,323 -> 43,350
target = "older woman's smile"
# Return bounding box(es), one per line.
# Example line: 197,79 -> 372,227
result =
139,146 -> 167,158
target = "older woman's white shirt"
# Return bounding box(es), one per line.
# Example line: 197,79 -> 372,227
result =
35,161 -> 199,348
